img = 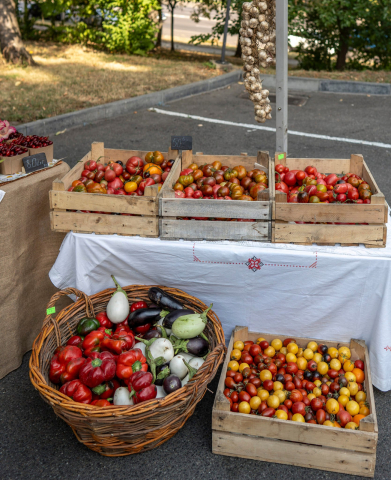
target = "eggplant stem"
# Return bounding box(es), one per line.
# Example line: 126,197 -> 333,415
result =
183,360 -> 197,380
200,332 -> 209,342
159,325 -> 168,339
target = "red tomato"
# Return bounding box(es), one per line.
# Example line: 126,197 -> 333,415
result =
284,171 -> 297,186
286,362 -> 298,375
293,376 -> 303,389
284,399 -> 293,409
275,164 -> 285,174
249,344 -> 261,357
321,384 -> 330,396
326,173 -> 338,186
296,171 -> 306,182
305,382 -> 315,392
239,391 -> 251,403
336,193 -> 347,202
285,381 -> 295,391
258,401 -> 268,413
263,380 -> 274,391
338,409 -> 352,427
276,182 -> 289,194
292,401 -> 306,416
246,383 -> 258,397
316,409 -> 326,425
305,166 -> 317,176
355,360 -> 364,370
231,392 -> 239,403
278,405 -> 289,414
268,364 -> 277,375
334,184 -> 348,194
231,403 -> 239,412
233,373 -> 243,383
262,408 -> 276,417
311,398 -> 323,411
259,341 -> 269,350
290,389 -> 303,403
225,377 -> 236,389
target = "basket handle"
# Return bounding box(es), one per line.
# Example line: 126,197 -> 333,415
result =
43,288 -> 96,348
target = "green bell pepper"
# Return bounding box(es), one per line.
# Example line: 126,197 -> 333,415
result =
76,317 -> 100,336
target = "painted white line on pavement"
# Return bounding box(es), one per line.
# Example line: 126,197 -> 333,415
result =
150,108 -> 391,149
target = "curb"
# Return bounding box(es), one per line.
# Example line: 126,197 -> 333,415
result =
261,74 -> 391,95
18,70 -> 242,137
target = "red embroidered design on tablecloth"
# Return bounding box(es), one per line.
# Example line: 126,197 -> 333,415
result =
192,244 -> 317,271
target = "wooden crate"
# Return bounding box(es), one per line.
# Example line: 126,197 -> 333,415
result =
272,153 -> 387,247
212,326 -> 378,477
159,150 -> 273,241
50,142 -> 178,237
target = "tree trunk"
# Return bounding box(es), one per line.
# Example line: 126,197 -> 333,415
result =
336,27 -> 350,71
235,36 -> 242,57
0,0 -> 35,65
156,1 -> 162,48
170,4 -> 175,51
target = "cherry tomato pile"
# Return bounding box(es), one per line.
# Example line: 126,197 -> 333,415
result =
224,337 -> 369,429
173,161 -> 268,201
68,151 -> 174,196
275,164 -> 372,204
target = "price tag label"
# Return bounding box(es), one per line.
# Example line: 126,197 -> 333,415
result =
46,307 -> 56,315
23,152 -> 48,173
278,154 -> 285,160
171,136 -> 192,151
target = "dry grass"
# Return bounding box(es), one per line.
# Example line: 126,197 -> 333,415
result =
0,42 -> 232,124
286,69 -> 391,84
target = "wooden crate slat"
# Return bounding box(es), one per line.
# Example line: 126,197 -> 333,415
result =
212,431 -> 376,478
51,211 -> 158,236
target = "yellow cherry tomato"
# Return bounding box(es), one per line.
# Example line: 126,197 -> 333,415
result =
273,381 -> 284,391
307,393 -> 316,401
313,387 -> 322,397
338,395 -> 350,407
233,341 -> 244,351
257,389 -> 269,401
271,338 -> 282,351
287,342 -> 299,355
275,390 -> 286,404
264,346 -> 276,358
323,420 -> 335,427
267,395 -> 280,409
339,387 -> 350,397
286,353 -> 297,363
330,359 -> 341,371
297,357 -> 308,371
275,409 -> 288,420
238,401 -> 251,414
359,405 -> 370,416
292,413 -> 305,422
345,372 -> 356,383
313,353 -> 323,364
227,360 -> 239,372
314,379 -> 322,387
317,361 -> 329,375
124,181 -> 138,193
338,346 -> 351,363
307,341 -> 318,352
345,422 -> 359,430
346,400 -> 360,416
328,347 -> 338,359
355,391 -> 366,404
348,381 -> 359,396
303,348 -> 314,360
249,396 -> 261,410
230,349 -> 241,361
343,360 -> 355,372
239,363 -> 250,373
256,337 -> 266,345
260,370 -> 272,382
297,348 -> 304,358
280,346 -> 287,355
326,398 -> 340,415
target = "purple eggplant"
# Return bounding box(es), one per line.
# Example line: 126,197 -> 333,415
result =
143,330 -> 161,341
163,309 -> 195,330
163,374 -> 182,394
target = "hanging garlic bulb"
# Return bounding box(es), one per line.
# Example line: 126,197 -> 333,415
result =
240,0 -> 276,123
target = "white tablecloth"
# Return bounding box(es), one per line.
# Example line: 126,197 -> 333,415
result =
50,213 -> 391,391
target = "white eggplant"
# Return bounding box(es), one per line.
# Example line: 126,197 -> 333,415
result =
149,338 -> 174,363
113,387 -> 134,406
106,276 -> 129,324
134,342 -> 146,356
189,357 -> 205,370
171,305 -> 212,340
169,355 -> 188,380
156,385 -> 167,398
156,317 -> 171,336
180,353 -> 195,362
181,356 -> 205,386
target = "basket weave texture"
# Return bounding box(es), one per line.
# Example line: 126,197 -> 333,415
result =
29,285 -> 226,456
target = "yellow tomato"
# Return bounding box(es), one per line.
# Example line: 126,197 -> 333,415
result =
303,348 -> 314,360
330,359 -> 341,371
348,381 -> 359,396
276,410 -> 288,420
280,347 -> 287,355
355,391 -> 366,404
340,387 -> 350,397
273,381 -> 283,391
338,395 -> 350,407
238,401 -> 251,414
346,400 -> 360,416
286,353 -> 297,363
328,347 -> 338,359
264,346 -> 276,358
338,346 -> 351,363
297,348 -> 304,358
230,349 -> 241,361
345,372 -> 356,383
345,422 -> 359,430
233,341 -> 244,351
275,390 -> 286,404
307,341 -> 318,352
359,405 -> 370,416
227,360 -> 239,372
323,420 -> 335,427
124,181 -> 138,193
297,357 -> 308,371
307,393 -> 316,401
314,380 -> 322,387
257,389 -> 269,401
292,413 -> 305,422
317,361 -> 329,375
343,360 -> 355,372
256,337 -> 266,345
260,370 -> 272,382
287,342 -> 299,355
313,387 -> 322,397
267,395 -> 280,409
239,363 -> 250,373
326,381 -> 332,386
271,339 -> 282,351
313,353 -> 323,364
249,396 -> 261,410
326,398 -> 340,415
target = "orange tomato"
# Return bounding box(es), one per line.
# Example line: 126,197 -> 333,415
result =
124,181 -> 138,193
143,163 -> 163,175
189,163 -> 199,171
72,180 -> 83,187
353,414 -> 366,426
352,368 -> 365,383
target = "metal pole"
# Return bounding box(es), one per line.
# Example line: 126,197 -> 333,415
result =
221,0 -> 232,64
276,0 -> 288,153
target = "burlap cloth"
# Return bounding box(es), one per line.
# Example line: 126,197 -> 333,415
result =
0,161 -> 71,379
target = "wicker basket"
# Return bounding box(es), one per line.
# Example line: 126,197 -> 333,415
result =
29,285 -> 226,456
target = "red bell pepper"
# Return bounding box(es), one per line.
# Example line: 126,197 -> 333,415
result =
116,349 -> 148,383
128,371 -> 156,403
101,329 -> 135,355
96,311 -> 113,329
91,399 -> 112,407
82,329 -> 112,356
114,320 -> 131,332
92,379 -> 120,399
130,301 -> 148,312
49,346 -> 82,384
66,335 -> 84,349
134,323 -> 151,335
60,379 -> 92,404
79,352 -> 116,388
60,357 -> 86,384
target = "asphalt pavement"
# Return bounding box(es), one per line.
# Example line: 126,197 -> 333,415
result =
1,83 -> 391,480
